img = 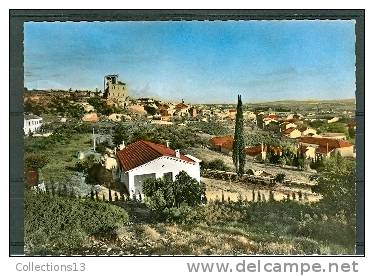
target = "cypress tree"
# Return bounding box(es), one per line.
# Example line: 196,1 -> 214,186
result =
232,94 -> 246,176
269,190 -> 275,201
114,192 -> 119,201
51,182 -> 56,196
108,187 -> 112,202
95,190 -> 99,201
90,189 -> 95,200
257,191 -> 261,202
62,183 -> 68,197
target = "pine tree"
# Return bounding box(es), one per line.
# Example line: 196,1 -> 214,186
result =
114,192 -> 119,201
90,189 -> 95,200
232,94 -> 246,176
95,190 -> 99,201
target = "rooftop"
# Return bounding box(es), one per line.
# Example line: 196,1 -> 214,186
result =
116,140 -> 195,171
24,114 -> 42,120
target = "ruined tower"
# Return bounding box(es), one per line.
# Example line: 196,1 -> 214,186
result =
104,74 -> 128,108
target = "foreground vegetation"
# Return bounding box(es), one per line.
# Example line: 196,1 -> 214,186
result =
25,191 -> 129,255
25,192 -> 355,255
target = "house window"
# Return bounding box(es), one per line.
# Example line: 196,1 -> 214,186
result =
134,173 -> 156,195
163,172 -> 173,181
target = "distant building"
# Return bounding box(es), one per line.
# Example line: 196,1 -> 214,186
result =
299,136 -> 355,158
116,140 -> 201,200
283,127 -> 301,138
174,101 -> 189,116
319,133 -> 346,140
82,112 -> 99,122
300,127 -> 317,137
108,113 -> 131,122
127,104 -> 146,115
327,117 -> 340,124
280,121 -> 297,132
245,144 -> 282,161
209,136 -> 234,153
228,109 -> 237,120
24,114 -> 43,135
104,74 -> 128,108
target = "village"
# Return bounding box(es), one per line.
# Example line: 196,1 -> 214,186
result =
24,74 -> 356,203
23,74 -> 357,255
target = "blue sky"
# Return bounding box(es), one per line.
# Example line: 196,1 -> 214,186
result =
24,20 -> 356,103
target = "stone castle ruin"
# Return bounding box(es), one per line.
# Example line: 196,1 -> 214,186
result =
103,74 -> 128,108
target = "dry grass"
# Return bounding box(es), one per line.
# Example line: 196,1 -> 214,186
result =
203,177 -> 321,203
88,222 -> 331,255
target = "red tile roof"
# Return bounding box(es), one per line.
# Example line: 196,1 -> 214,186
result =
209,136 -> 234,150
245,145 -> 263,156
245,145 -> 282,156
265,114 -> 278,120
175,103 -> 188,109
299,136 -> 353,149
116,140 -> 195,171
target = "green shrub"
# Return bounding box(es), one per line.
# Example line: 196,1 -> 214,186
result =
201,159 -> 229,171
161,204 -> 246,225
143,171 -> 206,211
275,173 -> 286,183
25,191 -> 129,254
290,218 -> 355,249
293,237 -> 321,254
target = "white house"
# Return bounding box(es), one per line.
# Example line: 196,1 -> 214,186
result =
283,127 -> 301,138
116,140 -> 201,200
301,127 -> 317,137
327,117 -> 340,124
24,114 -> 43,135
280,122 -> 297,132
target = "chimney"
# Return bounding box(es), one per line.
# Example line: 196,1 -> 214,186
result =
175,149 -> 180,158
166,141 -> 170,148
119,140 -> 126,151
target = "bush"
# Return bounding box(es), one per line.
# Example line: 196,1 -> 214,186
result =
143,171 -> 206,211
292,237 -> 321,254
201,159 -> 229,171
25,191 -> 129,254
275,173 -> 286,183
24,153 -> 49,170
290,218 -> 355,249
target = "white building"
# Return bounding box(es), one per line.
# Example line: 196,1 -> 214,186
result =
116,140 -> 201,200
24,114 -> 43,135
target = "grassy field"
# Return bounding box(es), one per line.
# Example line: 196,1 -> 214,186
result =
26,133 -> 92,181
